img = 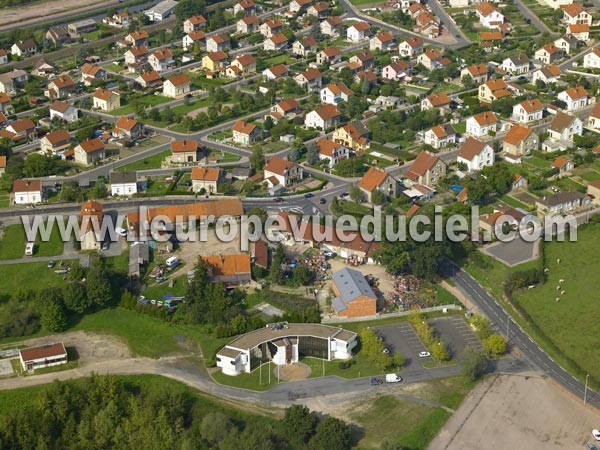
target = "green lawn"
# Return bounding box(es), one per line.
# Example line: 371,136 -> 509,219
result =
211,362 -> 278,391
111,95 -> 171,115
349,376 -> 475,449
0,260 -> 75,298
142,274 -> 188,299
579,170 -> 600,182
0,192 -> 10,208
336,200 -> 373,218
499,194 -> 528,210
0,223 -> 64,260
117,150 -> 170,171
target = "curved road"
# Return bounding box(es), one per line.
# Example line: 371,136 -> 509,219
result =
441,260 -> 600,410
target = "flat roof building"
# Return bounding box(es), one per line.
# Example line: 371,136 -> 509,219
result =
216,322 -> 357,376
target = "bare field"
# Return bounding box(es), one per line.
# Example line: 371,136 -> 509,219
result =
0,0 -> 115,30
429,374 -> 600,450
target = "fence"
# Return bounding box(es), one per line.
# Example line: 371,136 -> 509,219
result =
321,304 -> 463,324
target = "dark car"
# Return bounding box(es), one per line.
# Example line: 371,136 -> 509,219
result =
273,197 -> 284,203
370,378 -> 384,386
319,198 -> 327,204
304,193 -> 314,198
47,261 -> 55,268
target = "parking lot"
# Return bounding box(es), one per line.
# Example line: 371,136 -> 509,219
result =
373,322 -> 430,368
374,316 -> 481,366
429,316 -> 481,361
482,237 -> 539,267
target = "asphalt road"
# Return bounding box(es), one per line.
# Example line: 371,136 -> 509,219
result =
440,260 -> 600,410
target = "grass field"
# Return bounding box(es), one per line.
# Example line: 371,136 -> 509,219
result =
0,260 -> 75,298
211,362 -> 278,391
0,223 -> 64,260
349,376 -> 474,448
117,150 -> 170,172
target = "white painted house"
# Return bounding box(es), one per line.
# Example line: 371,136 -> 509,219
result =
457,137 -> 494,172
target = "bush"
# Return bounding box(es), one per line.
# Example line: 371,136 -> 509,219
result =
338,360 -> 351,370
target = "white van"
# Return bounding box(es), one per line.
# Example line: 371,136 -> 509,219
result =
165,257 -> 179,268
25,242 -> 34,256
385,374 -> 402,383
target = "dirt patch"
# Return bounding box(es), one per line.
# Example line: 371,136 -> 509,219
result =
276,363 -> 311,381
429,373 -> 600,450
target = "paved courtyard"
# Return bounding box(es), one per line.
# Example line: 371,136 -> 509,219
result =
481,237 -> 539,267
0,360 -> 14,377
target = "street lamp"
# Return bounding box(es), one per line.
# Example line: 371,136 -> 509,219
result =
584,374 -> 589,405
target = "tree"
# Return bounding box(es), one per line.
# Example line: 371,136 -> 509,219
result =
288,147 -> 300,162
483,333 -> 507,356
282,405 -> 319,443
90,179 -> 108,199
86,263 -> 112,308
200,412 -> 232,446
41,299 -> 68,332
269,244 -> 287,284
306,143 -> 319,166
63,282 -> 91,314
371,189 -> 385,206
250,147 -> 265,170
349,184 -> 362,203
461,346 -> 489,381
334,156 -> 368,177
23,153 -> 54,177
174,0 -> 206,20
431,340 -> 450,362
292,265 -> 312,286
309,416 -> 352,450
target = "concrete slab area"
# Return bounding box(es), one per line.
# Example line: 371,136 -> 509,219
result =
481,237 -> 539,267
0,359 -> 15,377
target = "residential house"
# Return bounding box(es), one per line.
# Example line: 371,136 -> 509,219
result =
110,171 -> 138,196
237,15 -> 259,34
416,47 -> 449,70
183,15 -> 207,33
92,88 -> 120,111
45,26 -> 70,46
349,51 -> 375,70
317,138 -> 350,167
398,37 -> 424,57
40,130 -> 71,155
202,51 -> 228,71
503,124 -> 538,162
479,207 -> 529,238
370,32 -> 395,52
566,24 -> 589,41
262,64 -> 289,80
203,254 -> 251,287
12,179 -> 43,205
500,54 -> 530,74
480,31 -> 504,52
554,35 -> 580,54
534,44 -> 563,64
113,116 -> 144,140
557,85 -> 591,110
513,173 -> 528,190
125,30 -> 149,47
0,156 -> 5,176
191,167 -> 221,193
307,2 -> 329,18
532,64 -> 562,84
163,74 -> 191,98
583,48 -> 600,69
80,63 -> 107,85
74,138 -> 105,166
10,40 -> 36,57
49,100 -> 78,122
183,31 -> 206,51
461,63 -> 490,85
476,2 -> 505,28
333,121 -> 370,151
421,92 -> 451,113
232,120 -> 262,145
5,118 -> 36,140
304,104 -> 341,129
230,54 -> 256,75
466,111 -> 497,137
320,16 -> 343,37
457,137 -> 494,172
124,46 -> 148,66
424,124 -> 457,149
0,93 -> 10,114
266,98 -> 302,123
290,0 -> 311,13
331,268 -> 377,317
358,166 -> 398,202
546,0 -> 572,9
405,151 -> 447,188
544,111 -> 582,151
382,60 -> 411,81
148,48 -> 174,72
320,82 -> 353,105
79,199 -> 103,250
552,156 -> 575,175
171,140 -> 199,163
292,37 -> 318,57
0,69 -> 27,94
478,78 -> 513,102
294,68 -> 323,90
264,33 -> 288,51
316,46 -> 341,66
347,22 -> 371,42
536,191 -> 590,215
45,75 -> 75,99
588,103 -> 600,130
260,19 -> 283,38
561,3 -> 592,25
207,34 -> 231,53
264,156 -> 303,187
512,98 -> 544,124
0,50 -> 7,65
135,70 -> 163,89
32,59 -> 57,77
233,0 -> 256,16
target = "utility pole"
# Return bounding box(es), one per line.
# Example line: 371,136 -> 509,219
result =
506,316 -> 510,340
259,361 -> 262,385
584,374 -> 589,406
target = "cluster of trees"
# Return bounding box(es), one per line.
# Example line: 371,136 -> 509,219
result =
463,162 -> 514,205
0,261 -> 114,337
367,109 -> 441,145
358,328 -> 404,370
408,313 -> 450,362
504,267 -> 545,298
461,345 -> 490,381
467,314 -> 507,356
0,374 -> 353,450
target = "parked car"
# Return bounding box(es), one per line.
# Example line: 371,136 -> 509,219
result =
273,197 -> 284,203
115,227 -> 127,237
319,198 -> 327,204
419,351 -> 431,358
593,429 -> 600,441
47,261 -> 55,268
156,276 -> 167,284
370,377 -> 384,385
382,348 -> 390,354
304,193 -> 314,198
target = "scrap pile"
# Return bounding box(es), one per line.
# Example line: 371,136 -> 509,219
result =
385,275 -> 436,311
